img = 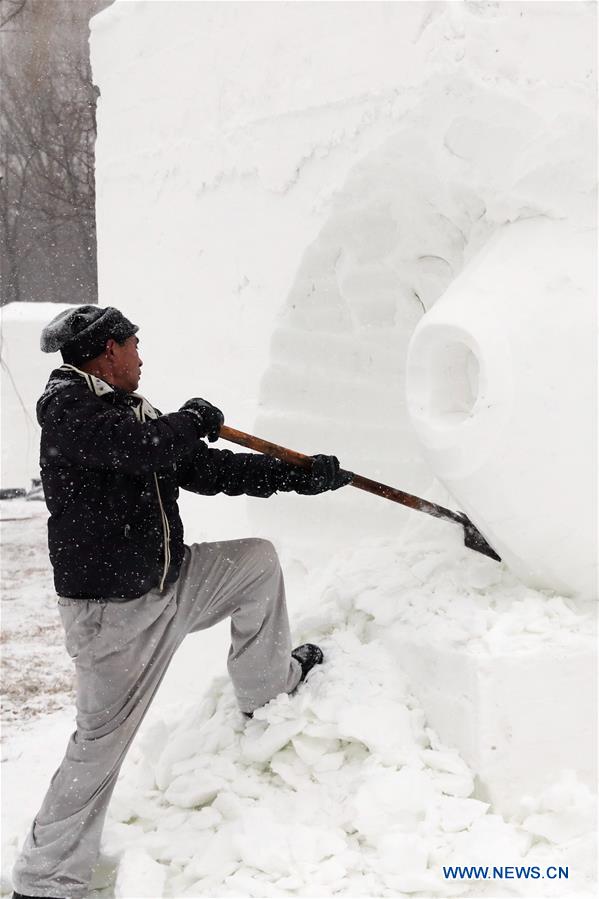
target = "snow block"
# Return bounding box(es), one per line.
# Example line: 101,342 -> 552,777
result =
114,847 -> 167,898
0,303 -> 71,490
392,634 -> 597,817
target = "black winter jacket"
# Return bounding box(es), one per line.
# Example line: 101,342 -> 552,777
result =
37,367 -> 306,600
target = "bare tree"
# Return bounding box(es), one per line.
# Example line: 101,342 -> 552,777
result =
0,0 -> 26,30
0,0 -> 110,306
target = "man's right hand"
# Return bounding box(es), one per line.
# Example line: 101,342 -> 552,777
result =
180,398 -> 224,442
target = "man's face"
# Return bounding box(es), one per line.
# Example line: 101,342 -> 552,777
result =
110,336 -> 143,393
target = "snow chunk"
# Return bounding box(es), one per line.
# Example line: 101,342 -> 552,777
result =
291,733 -> 340,766
337,702 -> 416,764
351,766 -> 437,839
233,806 -> 346,874
184,825 -> 240,881
437,796 -> 489,832
520,771 -> 597,844
241,718 -> 306,763
114,847 -> 167,899
164,772 -> 226,809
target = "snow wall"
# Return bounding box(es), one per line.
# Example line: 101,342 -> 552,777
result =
86,0 -> 596,838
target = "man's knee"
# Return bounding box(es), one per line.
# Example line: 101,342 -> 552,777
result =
244,538 -> 280,577
236,539 -> 282,599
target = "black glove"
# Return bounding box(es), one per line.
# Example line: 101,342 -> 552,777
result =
180,397 -> 224,442
291,454 -> 353,495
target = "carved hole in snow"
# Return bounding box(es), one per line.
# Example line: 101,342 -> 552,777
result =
427,341 -> 480,424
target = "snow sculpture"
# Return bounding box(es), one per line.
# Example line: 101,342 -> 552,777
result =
89,1 -> 596,563
254,96 -> 596,586
407,167 -> 596,602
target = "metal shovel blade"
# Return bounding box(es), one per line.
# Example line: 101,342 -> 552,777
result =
461,515 -> 501,562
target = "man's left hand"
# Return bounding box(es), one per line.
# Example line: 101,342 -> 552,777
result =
292,454 -> 353,494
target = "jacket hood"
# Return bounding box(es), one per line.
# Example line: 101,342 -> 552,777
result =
37,368 -> 83,426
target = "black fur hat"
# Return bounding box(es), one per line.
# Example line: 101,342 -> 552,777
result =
41,305 -> 138,365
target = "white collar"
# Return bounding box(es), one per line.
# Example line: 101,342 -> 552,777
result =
59,364 -> 158,421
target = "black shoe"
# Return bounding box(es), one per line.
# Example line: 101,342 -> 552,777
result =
241,644 -> 323,719
292,643 -> 324,681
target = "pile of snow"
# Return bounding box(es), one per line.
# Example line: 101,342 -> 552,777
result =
1,517 -> 594,897
97,532 -> 596,898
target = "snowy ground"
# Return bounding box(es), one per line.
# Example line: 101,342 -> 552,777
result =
1,501 -> 596,899
0,500 -> 74,735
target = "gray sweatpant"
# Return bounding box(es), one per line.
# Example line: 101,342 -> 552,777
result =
13,538 -> 301,899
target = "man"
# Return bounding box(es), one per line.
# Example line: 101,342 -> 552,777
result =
12,305 -> 352,899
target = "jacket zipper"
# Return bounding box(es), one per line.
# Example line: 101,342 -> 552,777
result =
153,473 -> 171,591
139,405 -> 170,591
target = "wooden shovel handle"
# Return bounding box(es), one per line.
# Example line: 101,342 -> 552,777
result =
220,425 -> 313,470
219,424 -> 463,525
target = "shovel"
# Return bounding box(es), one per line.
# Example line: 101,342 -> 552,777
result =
219,425 -> 501,562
